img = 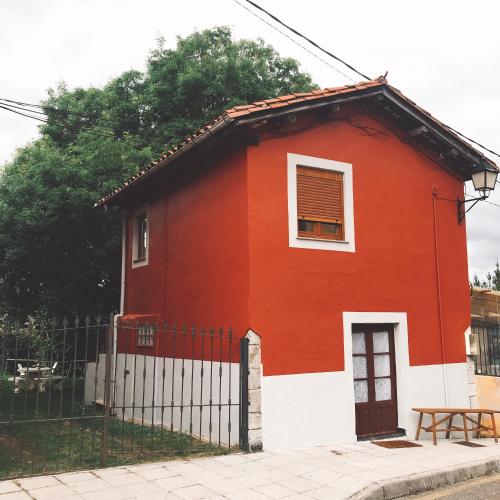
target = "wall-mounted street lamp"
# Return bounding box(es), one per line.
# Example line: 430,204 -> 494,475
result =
458,161 -> 499,224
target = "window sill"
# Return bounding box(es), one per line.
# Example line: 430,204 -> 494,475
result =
297,236 -> 349,244
131,257 -> 148,269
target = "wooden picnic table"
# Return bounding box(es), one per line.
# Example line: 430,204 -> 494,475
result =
413,407 -> 499,445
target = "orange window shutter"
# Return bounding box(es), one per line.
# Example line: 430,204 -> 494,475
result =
296,166 -> 344,223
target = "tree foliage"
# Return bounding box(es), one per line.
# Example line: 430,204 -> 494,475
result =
473,262 -> 500,290
0,27 -> 316,319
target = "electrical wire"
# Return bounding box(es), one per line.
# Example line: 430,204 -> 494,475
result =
231,0 -> 356,83
0,104 -> 49,123
466,192 -> 500,209
237,0 -> 371,81
0,97 -> 118,128
233,0 -> 500,163
0,103 -> 118,139
447,125 -> 500,160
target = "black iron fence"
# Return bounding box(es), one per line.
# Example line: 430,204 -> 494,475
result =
472,316 -> 500,376
0,316 -> 249,479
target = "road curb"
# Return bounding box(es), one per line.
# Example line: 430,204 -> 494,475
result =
350,457 -> 500,499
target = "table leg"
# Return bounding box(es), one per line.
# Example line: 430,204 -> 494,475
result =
432,413 -> 437,445
415,412 -> 423,441
446,414 -> 453,439
462,413 -> 469,443
491,412 -> 498,443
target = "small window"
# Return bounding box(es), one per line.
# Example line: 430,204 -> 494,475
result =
137,324 -> 155,347
136,213 -> 148,261
132,210 -> 148,267
296,166 -> 344,241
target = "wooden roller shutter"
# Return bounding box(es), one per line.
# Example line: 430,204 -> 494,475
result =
297,166 -> 344,224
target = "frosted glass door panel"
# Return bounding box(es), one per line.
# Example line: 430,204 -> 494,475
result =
352,333 -> 366,354
375,378 -> 391,401
353,356 -> 367,378
373,331 -> 389,353
354,380 -> 368,403
374,354 -> 390,377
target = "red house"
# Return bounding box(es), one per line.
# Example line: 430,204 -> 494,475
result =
97,77 -> 498,450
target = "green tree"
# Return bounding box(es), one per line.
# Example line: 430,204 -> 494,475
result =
0,27 -> 316,319
473,261 -> 500,290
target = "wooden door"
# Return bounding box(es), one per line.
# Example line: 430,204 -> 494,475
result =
352,324 -> 398,438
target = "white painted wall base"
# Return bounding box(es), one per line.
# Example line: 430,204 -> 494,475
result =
85,353 -> 241,447
260,362 -> 469,451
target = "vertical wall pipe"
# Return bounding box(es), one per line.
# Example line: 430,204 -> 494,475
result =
432,187 -> 449,407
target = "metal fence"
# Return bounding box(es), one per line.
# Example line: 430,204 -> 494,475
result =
472,316 -> 500,376
0,316 -> 249,479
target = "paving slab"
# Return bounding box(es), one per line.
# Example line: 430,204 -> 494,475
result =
1,438 -> 500,499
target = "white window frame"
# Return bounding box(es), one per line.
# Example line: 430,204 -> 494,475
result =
131,206 -> 149,268
287,153 -> 355,252
137,324 -> 155,347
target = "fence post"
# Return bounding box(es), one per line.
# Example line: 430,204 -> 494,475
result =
239,338 -> 249,451
100,315 -> 114,467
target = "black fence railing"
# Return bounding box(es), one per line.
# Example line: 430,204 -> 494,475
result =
0,316 -> 249,480
472,316 -> 500,377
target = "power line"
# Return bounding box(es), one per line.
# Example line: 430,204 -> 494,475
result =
231,0 -> 356,83
0,104 -> 49,123
447,125 -> 500,160
237,0 -> 371,81
0,97 -> 118,127
465,193 -> 500,209
0,102 -> 49,117
233,1 -> 500,163
0,103 -> 118,139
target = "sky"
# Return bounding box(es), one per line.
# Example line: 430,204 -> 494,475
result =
1,0 -> 499,280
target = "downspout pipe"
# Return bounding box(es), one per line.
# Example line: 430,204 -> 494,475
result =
432,187 -> 449,407
113,216 -> 127,393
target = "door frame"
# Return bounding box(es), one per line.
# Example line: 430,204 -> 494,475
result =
343,312 -> 411,437
352,323 -> 398,438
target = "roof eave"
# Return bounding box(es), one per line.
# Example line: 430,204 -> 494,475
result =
96,114 -> 234,208
380,87 -> 498,173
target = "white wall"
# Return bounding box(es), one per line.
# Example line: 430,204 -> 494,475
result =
85,353 -> 241,447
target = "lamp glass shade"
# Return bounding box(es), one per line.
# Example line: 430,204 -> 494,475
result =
471,168 -> 498,192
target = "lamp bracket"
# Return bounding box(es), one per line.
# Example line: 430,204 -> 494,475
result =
457,195 -> 487,224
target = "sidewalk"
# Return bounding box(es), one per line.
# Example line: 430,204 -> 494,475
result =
1,438 -> 500,500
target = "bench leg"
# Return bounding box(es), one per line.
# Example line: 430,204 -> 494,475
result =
476,413 -> 482,439
432,413 -> 437,445
446,415 -> 453,439
415,412 -> 423,441
462,413 -> 469,443
491,413 -> 498,443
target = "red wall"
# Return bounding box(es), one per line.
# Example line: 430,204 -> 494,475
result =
123,110 -> 470,377
247,112 -> 470,376
123,145 -> 250,336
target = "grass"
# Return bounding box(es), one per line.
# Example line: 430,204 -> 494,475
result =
0,378 -> 228,479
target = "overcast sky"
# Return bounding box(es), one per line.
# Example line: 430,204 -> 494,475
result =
1,0 -> 499,280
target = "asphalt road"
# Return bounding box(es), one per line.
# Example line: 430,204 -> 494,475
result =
411,472 -> 500,499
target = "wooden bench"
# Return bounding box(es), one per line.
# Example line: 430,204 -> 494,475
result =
413,408 -> 499,445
